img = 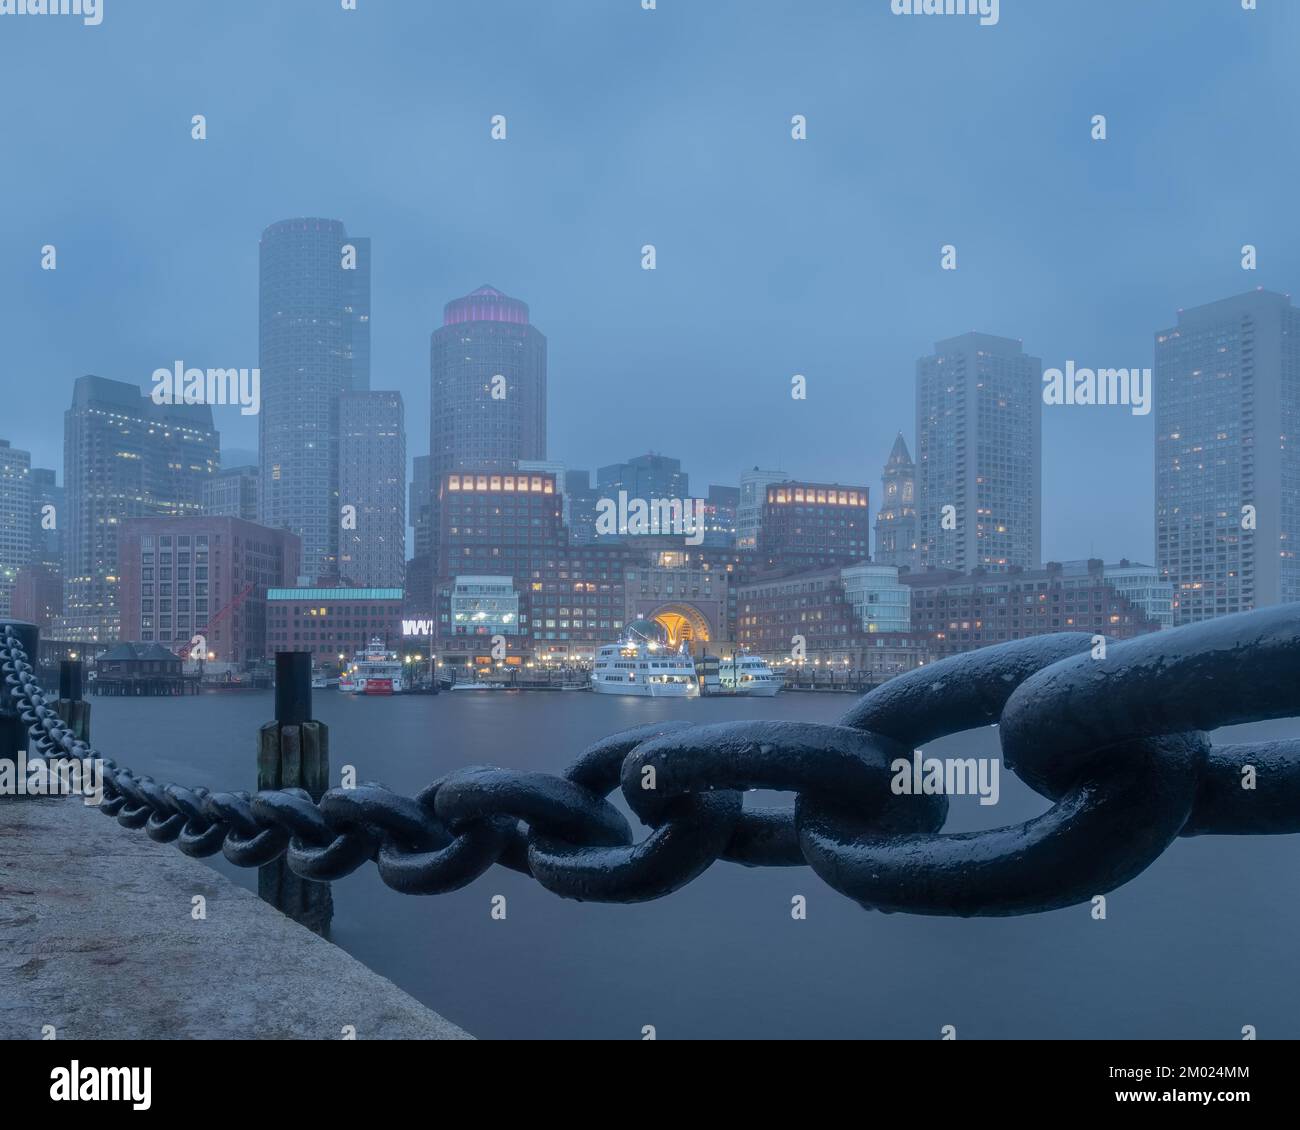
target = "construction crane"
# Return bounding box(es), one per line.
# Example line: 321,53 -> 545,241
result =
174,581 -> 256,660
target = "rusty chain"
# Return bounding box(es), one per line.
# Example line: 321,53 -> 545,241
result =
4,604 -> 1300,915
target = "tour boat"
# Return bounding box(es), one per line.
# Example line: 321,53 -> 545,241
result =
717,653 -> 782,696
340,637 -> 405,695
591,621 -> 698,697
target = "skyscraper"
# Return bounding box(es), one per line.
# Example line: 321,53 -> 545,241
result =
1155,289 -> 1300,623
259,218 -> 371,583
62,375 -> 218,642
0,439 -> 32,617
875,433 -> 918,570
29,467 -> 64,575
411,454 -> 433,561
916,333 -> 1041,573
597,454 -> 689,503
202,466 -> 259,521
338,391 -> 406,588
428,285 -> 546,568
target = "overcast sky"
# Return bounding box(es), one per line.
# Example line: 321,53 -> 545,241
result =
2,0 -> 1296,564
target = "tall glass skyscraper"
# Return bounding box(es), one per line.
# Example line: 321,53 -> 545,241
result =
258,218 -> 371,583
62,375 -> 218,643
1155,289 -> 1300,623
916,333 -> 1042,573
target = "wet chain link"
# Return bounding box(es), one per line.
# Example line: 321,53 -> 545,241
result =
5,603 -> 1300,916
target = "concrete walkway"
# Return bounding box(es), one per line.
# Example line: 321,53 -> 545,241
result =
0,796 -> 471,1039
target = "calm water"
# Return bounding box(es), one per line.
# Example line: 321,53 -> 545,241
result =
88,688 -> 1300,1040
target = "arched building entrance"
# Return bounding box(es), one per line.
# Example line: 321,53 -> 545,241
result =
646,603 -> 713,649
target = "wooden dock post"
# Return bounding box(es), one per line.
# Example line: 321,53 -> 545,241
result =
257,652 -> 332,934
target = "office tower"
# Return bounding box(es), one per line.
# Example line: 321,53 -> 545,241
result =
429,285 -> 546,566
62,375 -> 218,643
411,454 -> 433,561
202,466 -> 259,521
29,467 -> 64,574
875,433 -> 918,570
563,469 -> 600,545
1155,289 -> 1300,622
597,453 -> 689,504
736,467 -> 788,551
338,391 -> 406,588
702,484 -> 739,547
259,218 -> 371,583
0,440 -> 32,617
916,333 -> 1041,573
757,480 -> 871,573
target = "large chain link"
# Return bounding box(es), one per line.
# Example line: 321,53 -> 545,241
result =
5,604 -> 1300,915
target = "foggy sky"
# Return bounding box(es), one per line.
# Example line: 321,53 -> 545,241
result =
2,0 -> 1295,564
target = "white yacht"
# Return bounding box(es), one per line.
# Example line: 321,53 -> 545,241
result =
592,620 -> 698,697
718,653 -> 782,696
340,637 -> 405,696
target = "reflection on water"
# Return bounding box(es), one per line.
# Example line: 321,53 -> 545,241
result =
91,689 -> 1300,1040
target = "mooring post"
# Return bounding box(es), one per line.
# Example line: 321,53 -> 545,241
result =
55,659 -> 91,743
0,620 -> 40,769
257,651 -> 332,934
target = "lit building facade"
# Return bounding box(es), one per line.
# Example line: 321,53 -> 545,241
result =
916,333 -> 1041,573
735,566 -> 927,678
1155,289 -> 1300,623
61,375 -> 219,644
757,480 -> 871,574
904,559 -> 1162,658
0,439 -> 32,617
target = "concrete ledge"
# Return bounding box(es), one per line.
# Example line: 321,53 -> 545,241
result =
0,797 -> 471,1040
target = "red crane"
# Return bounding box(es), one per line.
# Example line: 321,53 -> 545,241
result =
174,581 -> 256,659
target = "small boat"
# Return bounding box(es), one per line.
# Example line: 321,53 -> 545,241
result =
451,681 -> 507,691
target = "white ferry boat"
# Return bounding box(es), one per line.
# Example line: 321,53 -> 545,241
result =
718,653 -> 782,696
340,637 -> 405,696
591,620 -> 698,697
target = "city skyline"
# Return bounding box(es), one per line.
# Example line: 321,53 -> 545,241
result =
6,1 -> 1298,573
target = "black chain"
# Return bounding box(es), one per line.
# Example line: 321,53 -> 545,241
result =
5,604 -> 1300,915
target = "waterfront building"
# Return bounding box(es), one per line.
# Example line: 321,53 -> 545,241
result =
916,333 -> 1041,573
757,480 -> 871,574
904,559 -> 1162,658
265,586 -> 405,667
1155,289 -> 1300,622
117,516 -> 300,666
11,565 -> 62,629
735,565 -> 926,679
